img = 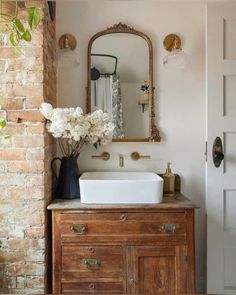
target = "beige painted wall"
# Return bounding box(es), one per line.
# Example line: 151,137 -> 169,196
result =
57,1 -> 206,292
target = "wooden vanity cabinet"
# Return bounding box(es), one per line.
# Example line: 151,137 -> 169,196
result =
50,197 -> 196,294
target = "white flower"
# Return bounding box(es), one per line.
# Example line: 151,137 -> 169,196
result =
40,103 -> 53,119
40,103 -> 114,156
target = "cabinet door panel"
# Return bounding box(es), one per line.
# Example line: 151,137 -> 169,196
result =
129,246 -> 187,294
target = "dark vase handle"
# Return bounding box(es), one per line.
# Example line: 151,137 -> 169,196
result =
51,157 -> 62,180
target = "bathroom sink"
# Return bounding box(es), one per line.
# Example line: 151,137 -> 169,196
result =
79,172 -> 163,204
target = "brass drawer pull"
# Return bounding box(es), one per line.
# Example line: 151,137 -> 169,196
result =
81,258 -> 100,266
70,224 -> 87,234
159,224 -> 177,232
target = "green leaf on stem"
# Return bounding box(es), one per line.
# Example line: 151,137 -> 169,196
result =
9,32 -> 17,46
0,120 -> 6,128
28,7 -> 41,30
13,19 -> 25,33
22,30 -> 31,42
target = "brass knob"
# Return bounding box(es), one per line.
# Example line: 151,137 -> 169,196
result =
120,214 -> 127,221
131,152 -> 151,160
89,283 -> 95,290
89,247 -> 95,253
92,152 -> 110,161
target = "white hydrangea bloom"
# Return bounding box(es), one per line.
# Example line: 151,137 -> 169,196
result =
40,103 -> 114,156
40,103 -> 53,119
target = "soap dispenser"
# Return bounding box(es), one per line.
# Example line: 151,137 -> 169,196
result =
163,162 -> 175,197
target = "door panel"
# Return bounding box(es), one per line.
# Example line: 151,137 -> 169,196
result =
207,3 -> 236,294
128,246 -> 186,294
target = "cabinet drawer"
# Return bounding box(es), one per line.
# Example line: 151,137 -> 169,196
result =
59,212 -> 187,242
61,281 -> 123,293
61,245 -> 124,279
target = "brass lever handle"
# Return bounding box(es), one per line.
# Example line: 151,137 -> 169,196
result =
70,224 -> 87,234
131,152 -> 151,160
81,258 -> 100,266
92,152 -> 110,161
159,224 -> 177,233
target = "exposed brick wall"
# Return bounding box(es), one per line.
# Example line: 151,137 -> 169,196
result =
0,1 -> 56,293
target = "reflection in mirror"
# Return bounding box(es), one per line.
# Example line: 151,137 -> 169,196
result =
87,23 -> 161,142
91,34 -> 150,139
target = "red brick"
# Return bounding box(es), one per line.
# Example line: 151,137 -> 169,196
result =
26,123 -> 45,135
0,150 -> 25,160
8,161 -> 44,173
25,97 -> 44,109
9,187 -> 44,200
7,110 -> 44,123
3,124 -> 25,136
14,135 -> 44,148
25,175 -> 44,187
0,251 -> 25,263
25,227 -> 44,239
25,276 -> 44,289
26,149 -> 44,161
7,263 -> 44,276
0,48 -> 17,58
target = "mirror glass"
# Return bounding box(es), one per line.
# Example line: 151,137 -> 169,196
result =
87,24 -> 161,142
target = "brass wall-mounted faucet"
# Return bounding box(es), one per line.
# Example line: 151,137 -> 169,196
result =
119,155 -> 124,167
91,152 -> 110,161
131,152 -> 151,161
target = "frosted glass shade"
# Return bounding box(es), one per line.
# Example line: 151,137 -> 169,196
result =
163,49 -> 187,69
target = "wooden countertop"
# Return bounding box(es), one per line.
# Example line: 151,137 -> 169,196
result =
47,193 -> 198,210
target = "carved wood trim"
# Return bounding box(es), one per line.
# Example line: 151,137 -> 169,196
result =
87,23 -> 161,142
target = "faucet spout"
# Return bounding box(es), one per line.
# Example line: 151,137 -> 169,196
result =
119,155 -> 124,167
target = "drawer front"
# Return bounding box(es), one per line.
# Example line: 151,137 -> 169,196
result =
61,245 -> 124,279
59,212 -> 187,242
61,281 -> 123,293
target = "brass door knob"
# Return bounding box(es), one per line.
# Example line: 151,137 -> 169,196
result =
131,152 -> 151,160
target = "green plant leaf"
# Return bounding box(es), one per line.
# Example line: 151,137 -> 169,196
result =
28,7 -> 41,30
0,120 -> 6,128
14,46 -> 23,55
9,32 -> 17,46
4,134 -> 12,139
13,19 -> 25,33
22,30 -> 31,42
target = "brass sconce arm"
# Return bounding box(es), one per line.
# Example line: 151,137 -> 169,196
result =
131,152 -> 151,161
91,152 -> 110,161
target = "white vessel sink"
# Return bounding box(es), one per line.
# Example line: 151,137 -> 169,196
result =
79,172 -> 163,204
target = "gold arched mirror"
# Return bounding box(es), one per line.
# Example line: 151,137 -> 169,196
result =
87,23 -> 160,142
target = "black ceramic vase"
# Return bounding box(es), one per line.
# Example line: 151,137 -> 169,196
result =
51,156 -> 80,199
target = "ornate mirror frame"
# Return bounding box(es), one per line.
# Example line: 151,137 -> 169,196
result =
87,22 -> 161,142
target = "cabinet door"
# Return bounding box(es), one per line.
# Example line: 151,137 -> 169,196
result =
128,246 -> 187,294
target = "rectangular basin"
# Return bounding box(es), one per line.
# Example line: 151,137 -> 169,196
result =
79,172 -> 163,204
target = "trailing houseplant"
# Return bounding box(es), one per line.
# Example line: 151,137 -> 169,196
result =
0,1 -> 41,53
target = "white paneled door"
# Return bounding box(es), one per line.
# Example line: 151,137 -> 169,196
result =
207,3 -> 236,294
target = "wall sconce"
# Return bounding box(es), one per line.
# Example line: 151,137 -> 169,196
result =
163,34 -> 187,69
57,33 -> 79,66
